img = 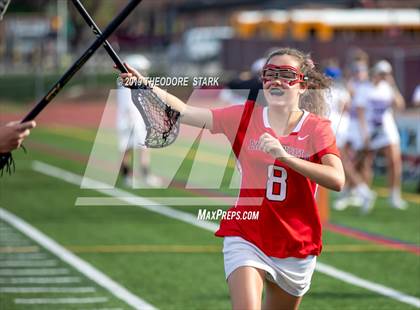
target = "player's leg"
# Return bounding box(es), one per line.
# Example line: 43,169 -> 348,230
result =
383,143 -> 406,209
334,143 -> 376,211
341,144 -> 359,187
333,144 -> 361,210
378,114 -> 406,209
359,149 -> 374,186
138,149 -> 163,187
117,103 -> 133,184
384,144 -> 398,189
343,120 -> 372,203
227,266 -> 265,310
356,149 -> 378,214
138,148 -> 151,180
263,279 -> 302,310
120,149 -> 133,185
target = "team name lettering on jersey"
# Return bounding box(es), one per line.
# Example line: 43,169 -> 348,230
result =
283,145 -> 310,160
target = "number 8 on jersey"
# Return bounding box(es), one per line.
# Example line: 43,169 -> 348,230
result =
266,165 -> 288,201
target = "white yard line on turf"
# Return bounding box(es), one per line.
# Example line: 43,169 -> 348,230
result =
0,207 -> 157,310
31,160 -> 420,309
0,260 -> 58,267
0,253 -> 48,260
14,297 -> 108,304
80,308 -> 123,310
316,263 -> 420,307
33,161 -> 218,232
0,268 -> 70,276
0,287 -> 96,293
0,276 -> 81,284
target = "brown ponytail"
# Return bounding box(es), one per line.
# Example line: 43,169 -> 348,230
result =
265,47 -> 331,116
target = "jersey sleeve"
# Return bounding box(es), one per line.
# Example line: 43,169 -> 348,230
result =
210,104 -> 245,143
312,118 -> 340,159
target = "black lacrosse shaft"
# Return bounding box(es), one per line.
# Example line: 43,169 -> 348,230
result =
71,0 -> 128,74
21,0 -> 141,123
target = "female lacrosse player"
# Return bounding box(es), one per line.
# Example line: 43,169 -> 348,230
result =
352,60 -> 407,211
120,47 -> 344,310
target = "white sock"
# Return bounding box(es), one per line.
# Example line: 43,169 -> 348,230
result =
391,187 -> 402,201
355,183 -> 371,197
339,186 -> 350,197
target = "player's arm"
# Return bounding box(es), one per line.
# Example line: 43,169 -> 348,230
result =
282,154 -> 345,192
259,133 -> 345,191
119,64 -> 213,130
387,75 -> 405,110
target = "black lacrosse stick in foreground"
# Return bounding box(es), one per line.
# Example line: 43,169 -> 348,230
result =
0,0 -> 142,176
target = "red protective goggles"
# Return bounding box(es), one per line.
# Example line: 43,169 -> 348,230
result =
261,64 -> 307,86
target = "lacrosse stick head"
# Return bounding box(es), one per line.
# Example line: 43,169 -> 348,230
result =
0,152 -> 15,176
130,85 -> 181,148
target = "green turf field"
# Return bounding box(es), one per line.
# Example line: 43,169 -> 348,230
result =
1,124 -> 419,309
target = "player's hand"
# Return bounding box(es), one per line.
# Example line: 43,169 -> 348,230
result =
258,133 -> 288,159
0,121 -> 36,153
116,62 -> 148,88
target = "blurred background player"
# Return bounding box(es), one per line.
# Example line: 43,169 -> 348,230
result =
323,61 -> 360,210
353,60 -> 407,212
333,52 -> 377,212
116,54 -> 162,187
324,59 -> 350,149
411,84 -> 420,193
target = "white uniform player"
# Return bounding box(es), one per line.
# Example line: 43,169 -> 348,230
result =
326,82 -> 351,149
353,60 -> 407,211
330,61 -> 380,213
116,86 -> 147,151
116,55 -> 162,187
346,79 -> 371,151
352,79 -> 400,150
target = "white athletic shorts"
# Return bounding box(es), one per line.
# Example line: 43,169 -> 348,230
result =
346,112 -> 400,151
368,112 -> 400,150
223,236 -> 317,297
345,118 -> 364,151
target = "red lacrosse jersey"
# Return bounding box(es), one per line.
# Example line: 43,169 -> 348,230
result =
210,101 -> 340,258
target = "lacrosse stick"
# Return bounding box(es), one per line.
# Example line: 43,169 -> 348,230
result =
0,0 -> 142,175
71,0 -> 180,149
0,0 -> 10,20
